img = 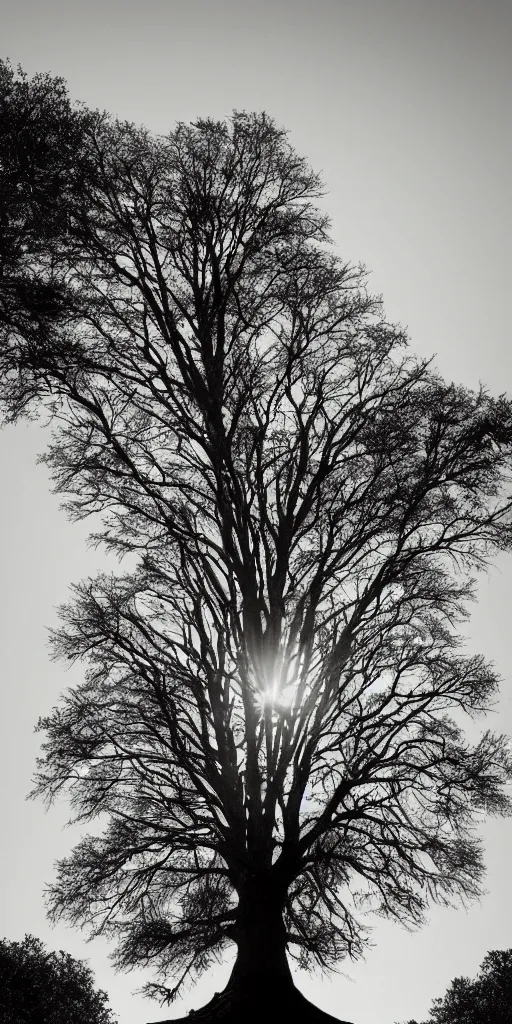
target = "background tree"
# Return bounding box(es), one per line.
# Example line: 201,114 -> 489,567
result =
403,948 -> 512,1024
0,60 -> 94,332
1,63 -> 512,1023
0,934 -> 116,1024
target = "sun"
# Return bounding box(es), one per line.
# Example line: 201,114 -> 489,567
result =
255,677 -> 296,713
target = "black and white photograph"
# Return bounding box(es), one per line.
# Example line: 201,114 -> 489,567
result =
0,3 -> 510,1022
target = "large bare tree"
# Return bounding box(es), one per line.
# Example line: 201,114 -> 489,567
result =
1,63 -> 512,1023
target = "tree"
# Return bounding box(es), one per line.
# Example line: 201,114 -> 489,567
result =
403,949 -> 512,1024
0,60 -> 95,330
1,63 -> 512,1024
0,933 -> 116,1024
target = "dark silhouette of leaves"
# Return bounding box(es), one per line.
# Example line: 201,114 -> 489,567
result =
402,949 -> 512,1024
0,934 -> 116,1024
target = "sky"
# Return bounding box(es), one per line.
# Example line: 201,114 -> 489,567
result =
0,1 -> 511,1022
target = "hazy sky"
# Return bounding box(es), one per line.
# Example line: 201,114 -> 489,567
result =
0,2 -> 511,1023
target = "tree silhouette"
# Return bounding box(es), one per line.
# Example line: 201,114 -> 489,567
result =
1,63 -> 512,1023
403,949 -> 512,1024
0,933 -> 116,1024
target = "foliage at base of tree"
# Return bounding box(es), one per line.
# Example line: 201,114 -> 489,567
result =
402,949 -> 512,1024
0,934 -> 116,1024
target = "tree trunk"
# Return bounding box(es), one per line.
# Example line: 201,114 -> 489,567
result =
225,876 -> 294,996
146,877 -> 355,1024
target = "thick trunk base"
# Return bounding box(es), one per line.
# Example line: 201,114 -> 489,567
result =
146,979 -> 354,1024
146,886 -> 354,1023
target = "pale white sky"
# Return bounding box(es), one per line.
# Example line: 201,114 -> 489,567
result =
0,2 -> 511,1022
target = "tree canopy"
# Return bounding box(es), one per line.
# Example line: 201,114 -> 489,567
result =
403,949 -> 512,1024
1,62 -> 512,1016
0,934 -> 116,1024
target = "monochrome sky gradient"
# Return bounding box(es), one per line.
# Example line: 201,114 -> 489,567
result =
0,2 -> 510,1022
